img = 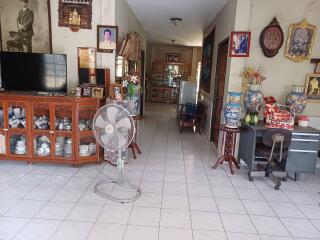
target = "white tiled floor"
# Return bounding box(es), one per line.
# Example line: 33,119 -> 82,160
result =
0,102 -> 320,240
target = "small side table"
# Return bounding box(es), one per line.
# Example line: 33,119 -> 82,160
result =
212,125 -> 246,174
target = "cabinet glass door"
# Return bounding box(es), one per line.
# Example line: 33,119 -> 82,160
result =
54,104 -> 73,132
0,131 -> 6,156
8,102 -> 28,129
78,105 -> 96,132
33,103 -> 51,131
78,135 -> 97,158
0,101 -> 4,129
9,132 -> 29,156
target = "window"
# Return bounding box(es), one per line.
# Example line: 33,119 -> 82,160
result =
116,56 -> 124,78
45,55 -> 67,89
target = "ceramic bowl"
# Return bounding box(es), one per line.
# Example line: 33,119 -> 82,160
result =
16,146 -> 26,152
16,140 -> 26,147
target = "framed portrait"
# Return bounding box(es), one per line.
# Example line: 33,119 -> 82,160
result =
58,0 -> 92,30
166,53 -> 180,63
109,83 -> 123,99
82,84 -> 92,97
200,28 -> 215,93
91,87 -> 104,98
229,31 -> 251,57
285,19 -> 317,63
305,74 -> 320,100
97,25 -> 118,53
0,0 -> 52,53
314,63 -> 320,74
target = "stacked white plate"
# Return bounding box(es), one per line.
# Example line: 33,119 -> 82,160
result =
64,140 -> 72,157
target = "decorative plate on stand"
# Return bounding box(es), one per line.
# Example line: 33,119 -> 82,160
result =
260,17 -> 284,58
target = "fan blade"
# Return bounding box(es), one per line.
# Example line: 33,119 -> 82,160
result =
115,117 -> 131,130
100,133 -> 114,146
107,107 -> 119,124
116,130 -> 127,147
95,115 -> 106,129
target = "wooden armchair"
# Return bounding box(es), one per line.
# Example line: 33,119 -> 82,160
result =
178,101 -> 207,134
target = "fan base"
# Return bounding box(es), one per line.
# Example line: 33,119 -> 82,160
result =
94,179 -> 141,204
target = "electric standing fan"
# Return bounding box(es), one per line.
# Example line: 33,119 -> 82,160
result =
92,103 -> 141,203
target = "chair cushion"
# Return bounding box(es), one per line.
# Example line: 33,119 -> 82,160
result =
255,143 -> 288,160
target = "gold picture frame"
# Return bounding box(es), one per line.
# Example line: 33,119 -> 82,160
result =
285,19 -> 317,63
91,87 -> 104,98
304,74 -> 320,101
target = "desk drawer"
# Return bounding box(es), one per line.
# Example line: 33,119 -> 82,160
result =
286,150 -> 318,172
290,138 -> 319,151
292,132 -> 320,140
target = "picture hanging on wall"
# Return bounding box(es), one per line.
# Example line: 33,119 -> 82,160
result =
166,53 -> 180,63
97,25 -> 118,53
305,74 -> 320,100
314,63 -> 320,74
58,0 -> 92,32
200,28 -> 215,93
229,31 -> 251,57
0,0 -> 52,53
260,17 -> 284,58
285,19 -> 317,63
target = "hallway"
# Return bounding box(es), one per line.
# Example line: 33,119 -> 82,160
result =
0,103 -> 320,239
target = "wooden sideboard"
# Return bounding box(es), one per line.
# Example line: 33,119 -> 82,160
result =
0,92 -> 104,166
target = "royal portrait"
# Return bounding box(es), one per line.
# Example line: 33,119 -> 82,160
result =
305,74 -> 320,100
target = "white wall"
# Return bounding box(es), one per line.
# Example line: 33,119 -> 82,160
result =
230,0 -> 320,116
51,0 -> 116,91
115,0 -> 146,51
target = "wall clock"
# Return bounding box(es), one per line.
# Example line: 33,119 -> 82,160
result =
260,17 -> 284,58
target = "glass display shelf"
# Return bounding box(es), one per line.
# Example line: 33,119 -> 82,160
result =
8,102 -> 27,129
0,131 -> 6,155
9,133 -> 28,156
33,103 -> 51,130
34,134 -> 51,157
54,134 -> 73,159
78,135 -> 97,158
54,105 -> 73,132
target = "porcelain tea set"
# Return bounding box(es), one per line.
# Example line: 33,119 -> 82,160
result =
34,116 -> 50,130
78,119 -> 92,131
35,135 -> 51,156
55,117 -> 72,131
8,107 -> 26,128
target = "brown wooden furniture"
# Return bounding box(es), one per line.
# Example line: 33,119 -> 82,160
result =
130,115 -> 142,159
0,92 -> 104,166
212,125 -> 246,174
178,101 -> 207,134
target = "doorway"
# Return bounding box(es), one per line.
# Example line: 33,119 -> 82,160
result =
210,37 -> 229,146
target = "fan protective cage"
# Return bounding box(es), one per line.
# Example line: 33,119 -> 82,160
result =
93,103 -> 135,151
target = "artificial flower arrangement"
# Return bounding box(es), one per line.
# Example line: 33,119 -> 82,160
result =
122,73 -> 141,98
240,66 -> 266,84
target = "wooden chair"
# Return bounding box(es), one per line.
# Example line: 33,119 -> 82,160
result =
178,101 -> 207,134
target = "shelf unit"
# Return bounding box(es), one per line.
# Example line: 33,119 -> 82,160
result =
150,61 -> 190,103
0,92 -> 104,166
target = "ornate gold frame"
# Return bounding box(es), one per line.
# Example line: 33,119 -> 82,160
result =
285,19 -> 317,63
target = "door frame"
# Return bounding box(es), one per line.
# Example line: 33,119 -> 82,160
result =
210,37 -> 229,144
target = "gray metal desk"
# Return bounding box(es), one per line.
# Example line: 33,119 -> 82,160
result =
239,123 -> 320,181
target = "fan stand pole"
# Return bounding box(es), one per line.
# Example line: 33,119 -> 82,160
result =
94,149 -> 141,204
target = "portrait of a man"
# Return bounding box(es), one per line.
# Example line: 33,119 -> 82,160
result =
97,25 -> 118,52
0,0 -> 52,53
305,74 -> 320,100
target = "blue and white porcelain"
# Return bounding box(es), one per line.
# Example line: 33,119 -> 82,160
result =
286,85 -> 307,118
244,84 -> 264,113
224,92 -> 242,128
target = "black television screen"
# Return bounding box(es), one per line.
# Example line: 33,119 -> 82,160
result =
0,52 -> 67,93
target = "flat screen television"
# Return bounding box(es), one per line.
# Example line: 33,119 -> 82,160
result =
0,52 -> 67,93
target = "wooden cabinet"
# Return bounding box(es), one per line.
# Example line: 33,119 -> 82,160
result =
0,92 -> 104,166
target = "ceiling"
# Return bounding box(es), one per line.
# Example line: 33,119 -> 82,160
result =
126,0 -> 227,47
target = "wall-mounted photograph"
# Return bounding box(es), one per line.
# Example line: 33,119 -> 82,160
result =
97,25 -> 118,53
0,0 -> 52,53
285,19 -> 317,63
305,74 -> 320,100
229,31 -> 251,57
166,53 -> 180,63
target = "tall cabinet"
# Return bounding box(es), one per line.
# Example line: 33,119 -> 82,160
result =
0,93 -> 104,166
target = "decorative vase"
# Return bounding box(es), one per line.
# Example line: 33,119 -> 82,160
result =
244,84 -> 264,113
224,92 -> 242,128
286,85 -> 307,117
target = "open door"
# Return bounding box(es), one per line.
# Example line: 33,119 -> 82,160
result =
210,38 -> 229,146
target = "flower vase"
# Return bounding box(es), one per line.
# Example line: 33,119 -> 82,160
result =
244,84 -> 264,113
124,83 -> 141,116
286,85 -> 307,118
224,92 -> 242,128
